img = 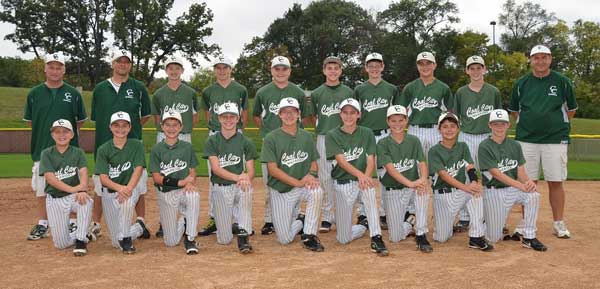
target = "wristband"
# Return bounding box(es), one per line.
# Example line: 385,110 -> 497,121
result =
163,176 -> 181,187
77,191 -> 87,193
309,171 -> 318,177
467,168 -> 478,182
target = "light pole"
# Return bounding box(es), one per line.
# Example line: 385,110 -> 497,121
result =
490,21 -> 497,72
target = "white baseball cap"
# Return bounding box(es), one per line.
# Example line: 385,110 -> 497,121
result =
437,112 -> 460,127
466,55 -> 485,67
165,56 -> 184,67
489,109 -> 509,123
217,102 -> 239,116
44,53 -> 65,65
365,52 -> 383,63
271,56 -> 291,68
110,111 -> 131,124
112,50 -> 132,62
277,97 -> 300,112
416,51 -> 436,64
530,45 -> 551,57
339,98 -> 361,113
213,56 -> 234,67
161,111 -> 182,124
386,105 -> 408,118
50,119 -> 73,131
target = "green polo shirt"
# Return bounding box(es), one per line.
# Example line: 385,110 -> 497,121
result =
428,141 -> 473,190
354,80 -> 399,131
91,77 -> 151,156
309,83 -> 353,135
452,83 -> 502,134
39,146 -> 87,198
325,126 -> 376,182
478,137 -> 526,188
149,140 -> 199,192
396,78 -> 452,125
151,83 -> 198,134
253,82 -> 307,138
377,134 -> 425,188
261,128 -> 318,193
23,82 -> 87,161
200,81 -> 249,131
95,139 -> 146,186
508,70 -> 577,144
203,132 -> 258,185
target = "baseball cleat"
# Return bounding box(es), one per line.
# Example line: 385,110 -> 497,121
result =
155,224 -> 164,238
522,238 -> 548,252
90,222 -> 102,238
319,221 -> 332,233
553,220 -> 571,239
302,234 -> 325,252
136,219 -> 151,239
184,236 -> 199,255
73,239 -> 87,256
27,224 -> 48,241
404,212 -> 416,237
502,226 -> 509,235
357,215 -> 369,230
261,222 -> 275,235
86,232 -> 97,242
370,235 -> 389,256
237,231 -> 253,254
380,216 -> 388,230
119,237 -> 136,254
198,217 -> 217,236
469,237 -> 494,252
69,222 -> 77,234
416,234 -> 433,253
453,220 -> 470,233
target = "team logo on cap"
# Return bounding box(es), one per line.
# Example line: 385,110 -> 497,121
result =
53,54 -> 59,59
287,99 -> 294,104
224,103 -> 231,110
395,107 -> 402,112
495,110 -> 504,118
117,112 -> 124,118
278,56 -> 285,62
121,50 -> 127,55
58,120 -> 65,126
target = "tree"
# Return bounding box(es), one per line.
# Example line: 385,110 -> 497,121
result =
498,0 -> 558,53
188,67 -> 216,93
569,20 -> 600,82
112,0 -> 219,84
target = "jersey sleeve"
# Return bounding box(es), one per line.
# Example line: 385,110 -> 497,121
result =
148,145 -> 161,173
139,84 -> 151,117
477,142 -> 496,171
365,129 -> 376,155
151,92 -> 160,115
202,136 -> 218,159
253,92 -> 263,117
427,147 -> 444,176
414,138 -> 426,162
462,142 -> 474,164
298,90 -> 309,119
38,149 -> 53,176
443,86 -> 453,111
308,136 -> 319,162
244,137 -> 259,160
325,132 -> 343,160
508,81 -> 521,112
376,140 -> 392,168
563,77 -> 577,111
260,135 -> 277,163
240,87 -> 249,110
200,88 -> 210,111
91,88 -> 98,122
23,90 -> 33,121
189,145 -> 199,169
132,141 -> 146,168
75,91 -> 87,121
94,146 -> 109,175
309,90 -> 318,117
516,142 -> 526,166
76,148 -> 88,168
396,85 -> 410,106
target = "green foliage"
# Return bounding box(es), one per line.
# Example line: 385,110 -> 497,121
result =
498,0 -> 558,52
188,67 -> 215,93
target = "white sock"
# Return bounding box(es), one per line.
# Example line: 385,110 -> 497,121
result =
70,219 -> 76,225
38,220 -> 48,227
136,217 -> 145,222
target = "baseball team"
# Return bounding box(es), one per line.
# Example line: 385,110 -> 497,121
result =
24,43 -> 576,257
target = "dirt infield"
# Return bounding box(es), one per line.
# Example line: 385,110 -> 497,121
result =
1,178 -> 598,289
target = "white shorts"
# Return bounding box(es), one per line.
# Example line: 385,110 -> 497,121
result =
31,162 -> 46,197
519,142 -> 568,182
156,132 -> 192,143
93,171 -> 148,197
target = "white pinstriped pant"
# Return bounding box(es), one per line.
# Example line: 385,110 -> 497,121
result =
212,184 -> 253,245
457,132 -> 490,222
270,186 -> 323,245
334,181 -> 381,244
483,187 -> 540,243
316,135 -> 335,223
383,188 -> 429,242
46,194 -> 93,249
262,163 -> 273,223
357,131 -> 389,218
157,189 -> 200,246
432,189 -> 485,242
207,130 -> 243,219
101,189 -> 144,249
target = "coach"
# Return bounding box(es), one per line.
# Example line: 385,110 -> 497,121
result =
508,44 -> 577,239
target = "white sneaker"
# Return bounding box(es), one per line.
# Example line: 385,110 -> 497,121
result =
553,220 -> 571,239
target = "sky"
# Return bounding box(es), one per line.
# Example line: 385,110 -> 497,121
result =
1,0 -> 599,79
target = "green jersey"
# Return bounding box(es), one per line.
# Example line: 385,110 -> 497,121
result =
95,139 -> 146,187
309,83 -> 352,135
325,126 -> 376,182
354,80 -> 399,130
428,141 -> 473,190
149,140 -> 199,192
396,78 -> 452,125
39,146 -> 87,198
151,83 -> 198,134
376,134 -> 425,188
23,82 -> 87,161
261,128 -> 318,193
452,83 -> 502,134
478,137 -> 525,188
91,77 -> 151,156
253,82 -> 307,138
508,70 -> 577,144
200,81 -> 249,131
203,132 -> 258,185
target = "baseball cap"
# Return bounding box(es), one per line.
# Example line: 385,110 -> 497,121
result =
165,56 -> 184,67
50,119 -> 73,131
110,111 -> 131,124
489,109 -> 509,123
271,56 -> 291,68
530,45 -> 551,57
339,98 -> 361,113
213,56 -> 234,67
365,52 -> 383,63
386,105 -> 408,118
466,55 -> 485,67
217,102 -> 239,116
161,111 -> 182,124
277,97 -> 300,112
44,53 -> 65,65
112,50 -> 131,62
416,51 -> 436,63
437,112 -> 460,127
323,56 -> 342,67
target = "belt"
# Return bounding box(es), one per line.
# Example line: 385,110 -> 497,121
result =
415,124 -> 435,128
436,188 -> 455,194
373,129 -> 389,136
385,186 -> 405,191
212,183 -> 233,187
486,185 -> 508,189
336,179 -> 353,185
